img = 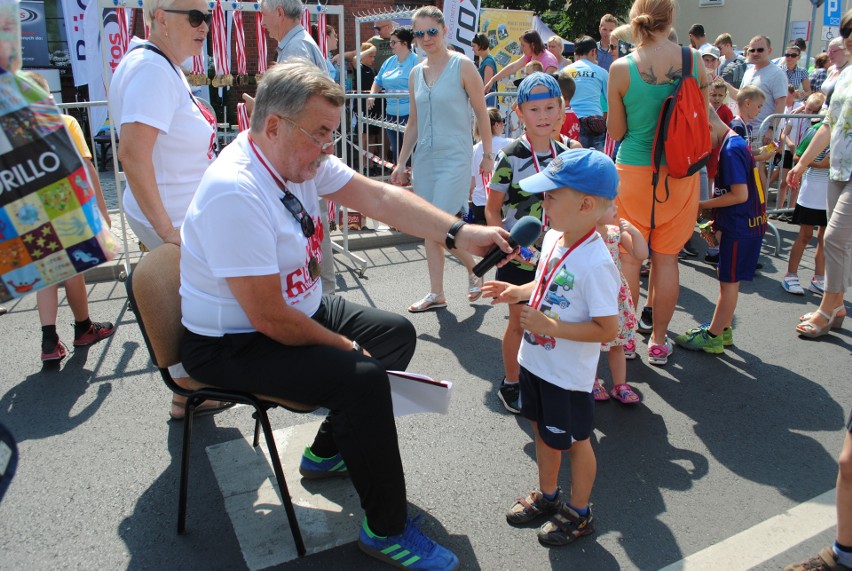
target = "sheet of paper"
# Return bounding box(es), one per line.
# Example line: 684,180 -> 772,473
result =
388,371 -> 453,416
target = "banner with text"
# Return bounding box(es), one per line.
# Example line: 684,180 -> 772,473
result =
478,9 -> 533,83
61,0 -> 88,86
443,0 -> 481,60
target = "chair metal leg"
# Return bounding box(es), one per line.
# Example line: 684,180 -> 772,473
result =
256,406 -> 307,557
177,398 -> 197,534
252,413 -> 261,448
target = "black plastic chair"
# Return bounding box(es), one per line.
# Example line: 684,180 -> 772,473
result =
125,243 -> 315,556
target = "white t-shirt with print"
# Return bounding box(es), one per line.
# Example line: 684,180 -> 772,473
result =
518,229 -> 620,391
180,132 -> 354,337
110,38 -> 215,231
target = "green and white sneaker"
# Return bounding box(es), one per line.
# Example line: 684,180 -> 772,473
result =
674,327 -> 725,354
687,322 -> 733,346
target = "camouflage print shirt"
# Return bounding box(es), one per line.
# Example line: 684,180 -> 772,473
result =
488,136 -> 569,271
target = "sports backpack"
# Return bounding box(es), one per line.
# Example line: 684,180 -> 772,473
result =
650,46 -> 711,228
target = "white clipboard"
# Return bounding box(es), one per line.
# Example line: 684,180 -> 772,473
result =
388,371 -> 453,416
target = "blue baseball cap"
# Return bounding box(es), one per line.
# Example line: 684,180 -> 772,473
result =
516,72 -> 562,105
519,148 -> 619,199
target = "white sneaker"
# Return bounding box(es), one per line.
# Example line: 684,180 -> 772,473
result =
809,277 -> 825,295
782,274 -> 805,295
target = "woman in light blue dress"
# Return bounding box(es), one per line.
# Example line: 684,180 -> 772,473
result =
391,6 -> 494,312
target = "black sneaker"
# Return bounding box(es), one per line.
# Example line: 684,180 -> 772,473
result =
498,381 -> 520,414
637,307 -> 653,334
704,253 -> 719,266
538,503 -> 595,547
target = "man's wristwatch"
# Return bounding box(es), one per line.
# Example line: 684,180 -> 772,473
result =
445,220 -> 467,250
352,340 -> 364,354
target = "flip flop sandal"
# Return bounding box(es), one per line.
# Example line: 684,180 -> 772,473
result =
468,274 -> 484,302
170,399 -> 236,421
593,378 -> 610,401
610,383 -> 640,404
408,293 -> 447,313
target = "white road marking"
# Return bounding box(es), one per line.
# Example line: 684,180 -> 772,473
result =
206,421 -> 361,571
659,489 -> 836,570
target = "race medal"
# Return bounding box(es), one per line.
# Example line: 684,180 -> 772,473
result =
308,256 -> 320,281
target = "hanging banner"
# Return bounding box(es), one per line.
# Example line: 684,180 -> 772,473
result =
478,8 -> 534,72
443,0 -> 480,59
61,0 -> 88,86
83,0 -> 127,136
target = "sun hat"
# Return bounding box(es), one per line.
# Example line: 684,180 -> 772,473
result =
699,45 -> 720,59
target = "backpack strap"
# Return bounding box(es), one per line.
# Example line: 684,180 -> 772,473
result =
681,46 -> 692,80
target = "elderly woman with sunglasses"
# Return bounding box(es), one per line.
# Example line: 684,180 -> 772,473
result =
110,0 -> 226,420
786,11 -> 852,340
390,6 -> 494,312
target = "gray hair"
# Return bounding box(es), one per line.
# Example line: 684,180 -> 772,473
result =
413,6 -> 445,27
250,59 -> 344,134
261,0 -> 304,20
829,36 -> 844,50
142,0 -> 179,28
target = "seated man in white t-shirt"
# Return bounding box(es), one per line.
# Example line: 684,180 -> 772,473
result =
179,60 -> 512,568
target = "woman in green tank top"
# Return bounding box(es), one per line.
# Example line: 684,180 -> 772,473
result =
605,0 -> 708,367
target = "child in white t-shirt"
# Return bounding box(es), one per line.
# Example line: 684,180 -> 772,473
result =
470,108 -> 511,225
482,149 -> 619,547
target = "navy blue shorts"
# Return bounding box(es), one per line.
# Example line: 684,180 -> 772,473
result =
717,234 -> 762,283
519,366 -> 594,450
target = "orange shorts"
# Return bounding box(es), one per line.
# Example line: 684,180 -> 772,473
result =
615,163 -> 700,255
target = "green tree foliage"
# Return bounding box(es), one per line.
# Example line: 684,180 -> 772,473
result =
481,0 -> 633,42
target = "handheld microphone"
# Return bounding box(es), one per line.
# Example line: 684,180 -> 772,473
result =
472,216 -> 543,277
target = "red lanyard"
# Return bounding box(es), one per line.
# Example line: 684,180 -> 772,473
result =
525,134 -> 556,173
525,134 -> 556,228
247,133 -> 289,192
529,228 -> 595,310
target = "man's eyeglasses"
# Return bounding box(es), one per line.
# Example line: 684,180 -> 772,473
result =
279,115 -> 341,152
784,52 -> 799,58
413,28 -> 440,39
389,40 -> 400,46
279,192 -> 315,238
162,9 -> 212,28
842,26 -> 852,39
748,47 -> 766,53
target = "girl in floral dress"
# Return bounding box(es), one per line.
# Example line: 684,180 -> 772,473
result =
593,203 -> 648,403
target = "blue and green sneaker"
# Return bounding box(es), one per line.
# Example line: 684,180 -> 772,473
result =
298,446 -> 348,480
358,516 -> 459,570
674,327 -> 725,354
690,322 -> 734,346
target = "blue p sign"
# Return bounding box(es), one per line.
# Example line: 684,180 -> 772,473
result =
825,0 -> 842,27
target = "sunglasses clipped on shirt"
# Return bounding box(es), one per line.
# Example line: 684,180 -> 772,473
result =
413,28 -> 441,39
163,9 -> 212,28
748,47 -> 766,53
280,192 -> 315,238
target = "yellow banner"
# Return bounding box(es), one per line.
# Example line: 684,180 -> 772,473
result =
479,9 -> 534,72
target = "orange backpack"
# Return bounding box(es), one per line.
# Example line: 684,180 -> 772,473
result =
650,47 -> 711,227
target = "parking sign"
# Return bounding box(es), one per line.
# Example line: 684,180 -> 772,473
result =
824,0 -> 842,27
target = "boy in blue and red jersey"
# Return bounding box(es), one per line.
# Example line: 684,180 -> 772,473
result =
675,107 -> 767,354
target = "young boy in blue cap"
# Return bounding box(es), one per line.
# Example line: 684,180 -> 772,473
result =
482,148 -> 620,547
485,72 -> 580,415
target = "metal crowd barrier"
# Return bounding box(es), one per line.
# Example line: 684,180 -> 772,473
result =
755,111 -> 824,257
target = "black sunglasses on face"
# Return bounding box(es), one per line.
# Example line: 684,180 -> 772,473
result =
413,28 -> 440,39
784,52 -> 799,57
748,47 -> 765,53
280,192 -> 315,238
163,9 -> 212,28
842,26 -> 852,39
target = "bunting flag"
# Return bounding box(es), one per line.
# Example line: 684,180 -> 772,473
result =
316,10 -> 327,57
233,8 -> 247,82
255,10 -> 267,79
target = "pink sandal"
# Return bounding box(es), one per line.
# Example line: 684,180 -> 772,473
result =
610,383 -> 640,404
593,378 -> 610,401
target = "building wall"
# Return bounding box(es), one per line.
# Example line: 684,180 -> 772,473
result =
674,0 -> 850,54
